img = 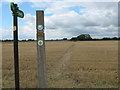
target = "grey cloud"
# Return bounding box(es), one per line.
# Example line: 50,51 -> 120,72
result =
19,2 -> 120,39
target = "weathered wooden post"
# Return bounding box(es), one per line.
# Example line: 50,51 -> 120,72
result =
36,10 -> 46,88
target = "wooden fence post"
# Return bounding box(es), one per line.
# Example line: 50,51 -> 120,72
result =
36,10 -> 46,88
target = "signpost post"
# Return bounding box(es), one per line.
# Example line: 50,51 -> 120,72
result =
10,2 -> 24,89
36,11 -> 46,88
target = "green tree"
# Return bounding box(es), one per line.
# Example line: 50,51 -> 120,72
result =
77,34 -> 92,40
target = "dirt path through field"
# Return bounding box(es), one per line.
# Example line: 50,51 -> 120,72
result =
47,43 -> 75,88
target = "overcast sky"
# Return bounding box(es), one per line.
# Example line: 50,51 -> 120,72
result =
1,0 -> 118,40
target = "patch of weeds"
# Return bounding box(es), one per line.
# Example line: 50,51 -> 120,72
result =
49,77 -> 59,81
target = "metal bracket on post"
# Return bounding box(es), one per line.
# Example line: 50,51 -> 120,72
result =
36,10 -> 46,88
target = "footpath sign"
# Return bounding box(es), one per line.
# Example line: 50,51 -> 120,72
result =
10,2 -> 24,90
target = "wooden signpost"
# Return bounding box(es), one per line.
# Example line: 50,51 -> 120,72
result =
36,11 -> 46,88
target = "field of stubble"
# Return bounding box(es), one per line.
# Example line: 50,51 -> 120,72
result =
2,41 -> 118,88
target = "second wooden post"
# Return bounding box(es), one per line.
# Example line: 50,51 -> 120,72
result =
36,10 -> 46,88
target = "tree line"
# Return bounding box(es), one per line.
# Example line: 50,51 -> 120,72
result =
70,34 -> 120,41
1,34 -> 120,42
1,39 -> 35,42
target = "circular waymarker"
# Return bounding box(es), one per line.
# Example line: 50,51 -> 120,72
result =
38,40 -> 43,46
13,26 -> 16,31
38,25 -> 43,31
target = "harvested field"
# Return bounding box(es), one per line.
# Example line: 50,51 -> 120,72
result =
2,41 -> 118,88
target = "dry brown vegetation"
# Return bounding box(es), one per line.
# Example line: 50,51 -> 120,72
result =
2,41 -> 118,88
